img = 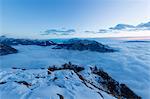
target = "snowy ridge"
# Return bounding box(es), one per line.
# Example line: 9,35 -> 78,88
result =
0,63 -> 140,99
0,64 -> 112,99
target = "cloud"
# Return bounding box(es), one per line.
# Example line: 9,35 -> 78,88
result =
109,21 -> 150,31
85,29 -> 109,34
84,30 -> 97,34
84,21 -> 150,35
42,28 -> 76,35
38,21 -> 150,39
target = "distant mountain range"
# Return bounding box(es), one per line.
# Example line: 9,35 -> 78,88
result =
0,36 -> 56,46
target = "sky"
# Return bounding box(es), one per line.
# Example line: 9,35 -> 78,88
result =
0,0 -> 150,38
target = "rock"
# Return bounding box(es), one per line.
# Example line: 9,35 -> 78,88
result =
47,63 -> 140,98
120,84 -> 141,99
0,81 -> 7,85
0,44 -> 18,56
53,39 -> 116,52
15,81 -> 32,87
91,66 -> 141,99
57,93 -> 64,99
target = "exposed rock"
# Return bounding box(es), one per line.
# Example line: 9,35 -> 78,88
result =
120,83 -> 141,99
0,81 -> 7,85
0,44 -> 18,56
47,62 -> 140,99
15,81 -> 32,87
53,39 -> 116,52
57,93 -> 64,99
91,66 -> 141,99
47,62 -> 84,73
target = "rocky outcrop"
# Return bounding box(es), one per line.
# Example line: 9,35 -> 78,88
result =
90,66 -> 141,99
53,39 -> 116,52
0,44 -> 18,56
47,62 -> 140,99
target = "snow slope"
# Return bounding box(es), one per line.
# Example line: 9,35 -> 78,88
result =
0,38 -> 150,98
0,66 -> 115,99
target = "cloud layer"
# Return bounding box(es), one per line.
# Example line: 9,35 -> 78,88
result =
42,28 -> 76,35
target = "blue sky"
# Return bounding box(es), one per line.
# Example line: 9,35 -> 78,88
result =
0,0 -> 150,35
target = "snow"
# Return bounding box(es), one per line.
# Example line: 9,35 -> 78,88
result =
0,38 -> 150,98
0,68 -> 115,99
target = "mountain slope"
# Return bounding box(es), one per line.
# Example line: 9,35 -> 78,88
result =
0,44 -> 18,56
0,36 -> 56,46
0,63 -> 140,99
53,39 -> 116,52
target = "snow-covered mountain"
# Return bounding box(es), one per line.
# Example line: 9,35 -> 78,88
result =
0,62 -> 140,99
0,36 -> 56,46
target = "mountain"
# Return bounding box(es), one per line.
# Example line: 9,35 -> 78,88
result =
0,37 -> 148,98
53,39 -> 116,52
0,36 -> 56,46
0,62 -> 141,99
0,44 -> 18,56
0,37 -> 116,53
